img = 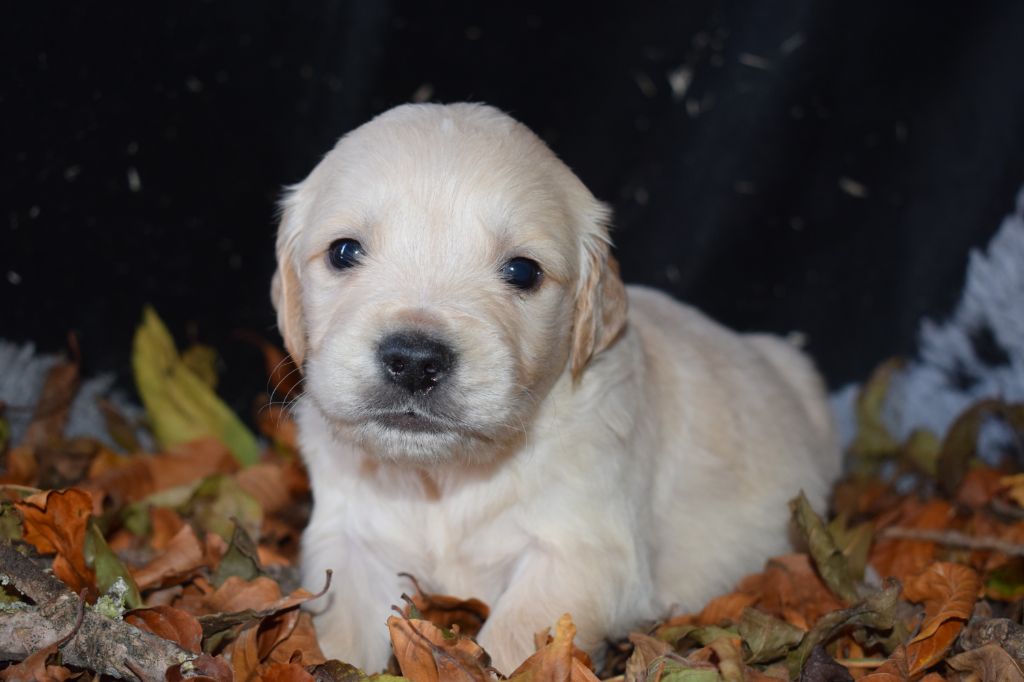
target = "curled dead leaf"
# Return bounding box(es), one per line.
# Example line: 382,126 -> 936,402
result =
387,614 -> 492,682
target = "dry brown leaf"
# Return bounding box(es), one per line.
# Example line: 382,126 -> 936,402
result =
82,437 -> 237,508
946,643 -> 1024,681
693,589 -> 759,626
262,611 -> 326,666
901,562 -> 982,675
202,575 -> 293,613
750,554 -> 846,629
132,523 -> 206,590
870,499 -> 952,583
234,459 -> 308,516
150,505 -> 187,551
19,357 -> 79,450
955,467 -> 1004,509
1,445 -> 38,485
509,614 -> 599,682
257,662 -> 316,682
228,623 -> 263,681
15,488 -> 96,598
402,574 -> 491,639
125,604 -> 204,653
388,614 -> 492,682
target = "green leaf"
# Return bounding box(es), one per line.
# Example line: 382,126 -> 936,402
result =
0,414 -> 9,453
850,358 -> 904,459
656,660 -> 723,682
902,428 -> 940,476
132,306 -> 260,467
936,399 -> 1004,496
0,503 -> 22,542
212,521 -> 264,587
985,559 -> 1024,601
738,608 -> 805,664
181,474 -> 262,542
789,492 -> 859,604
786,580 -> 901,676
84,520 -> 142,609
659,624 -> 737,649
181,343 -> 219,389
826,514 -> 874,582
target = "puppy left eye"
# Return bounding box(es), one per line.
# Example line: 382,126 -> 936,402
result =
500,257 -> 542,291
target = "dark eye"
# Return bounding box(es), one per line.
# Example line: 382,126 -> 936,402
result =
327,238 -> 365,270
500,257 -> 542,291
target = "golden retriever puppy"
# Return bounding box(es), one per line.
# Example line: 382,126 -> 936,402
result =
271,103 -> 840,673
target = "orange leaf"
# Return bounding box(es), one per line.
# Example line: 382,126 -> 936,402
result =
903,562 -> 981,643
261,611 -> 326,666
257,662 -> 315,682
82,437 -> 237,509
870,499 -> 952,583
125,605 -> 203,653
388,615 -> 492,682
901,562 -> 982,675
234,459 -> 308,516
509,614 -> 599,682
228,624 -> 263,681
15,488 -> 96,597
132,523 -> 206,591
402,574 -> 491,639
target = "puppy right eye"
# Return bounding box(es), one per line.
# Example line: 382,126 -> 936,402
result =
327,239 -> 365,270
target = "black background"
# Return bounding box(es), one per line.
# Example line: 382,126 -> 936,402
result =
4,2 -> 1024,407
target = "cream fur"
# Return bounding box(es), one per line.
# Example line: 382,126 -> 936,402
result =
272,103 -> 841,673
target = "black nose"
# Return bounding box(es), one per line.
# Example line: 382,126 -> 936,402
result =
378,332 -> 456,394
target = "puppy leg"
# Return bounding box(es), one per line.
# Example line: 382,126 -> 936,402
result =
302,531 -> 402,672
476,546 -> 649,674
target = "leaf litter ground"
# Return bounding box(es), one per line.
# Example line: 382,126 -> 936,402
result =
2,310 -> 1024,681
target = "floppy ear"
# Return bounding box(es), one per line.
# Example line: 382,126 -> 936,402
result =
570,235 -> 628,381
270,192 -> 307,368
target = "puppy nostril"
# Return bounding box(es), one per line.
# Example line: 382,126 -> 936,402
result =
377,332 -> 456,394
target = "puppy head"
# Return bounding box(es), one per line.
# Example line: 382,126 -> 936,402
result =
272,103 -> 626,462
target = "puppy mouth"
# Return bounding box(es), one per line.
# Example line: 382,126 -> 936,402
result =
370,410 -> 451,433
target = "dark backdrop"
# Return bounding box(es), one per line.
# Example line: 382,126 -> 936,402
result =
4,2 -> 1024,402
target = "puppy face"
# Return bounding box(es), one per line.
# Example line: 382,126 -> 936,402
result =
272,104 -> 626,462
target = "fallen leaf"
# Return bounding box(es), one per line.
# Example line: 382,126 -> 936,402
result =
83,437 -> 237,509
213,520 -> 265,587
851,358 -> 904,459
183,473 -> 263,542
786,580 -> 901,676
901,562 -> 981,675
870,498 -> 952,583
133,306 -> 260,466
132,522 -> 206,590
737,608 -> 804,664
508,614 -> 599,682
388,614 -> 492,682
85,518 -> 142,608
15,488 -> 96,598
797,645 -> 852,681
946,643 -> 1024,681
789,491 -> 859,603
125,604 -> 204,653
936,399 -> 1004,497
19,356 -> 79,450
401,573 -> 490,639
258,662 -> 316,682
